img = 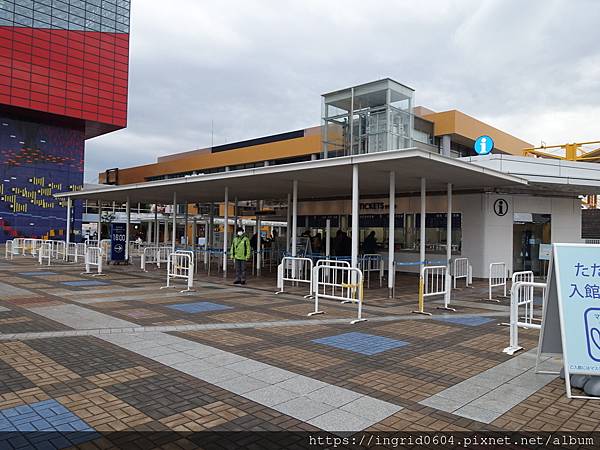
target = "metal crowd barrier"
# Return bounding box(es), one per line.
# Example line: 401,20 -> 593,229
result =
309,265 -> 366,324
5,240 -> 16,260
23,238 -> 44,256
453,257 -> 471,288
83,247 -> 105,276
38,242 -> 52,266
50,240 -> 66,260
100,239 -> 111,262
276,256 -> 314,296
359,254 -> 384,289
488,262 -> 507,301
413,265 -> 449,315
66,242 -> 87,263
11,238 -> 24,255
161,252 -> 194,293
503,280 -> 545,355
141,246 -> 171,271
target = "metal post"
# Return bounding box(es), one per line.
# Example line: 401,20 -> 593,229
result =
413,177 -> 431,315
223,187 -> 229,278
66,197 -> 72,247
154,204 -> 159,245
184,204 -> 189,246
209,202 -> 214,248
192,218 -> 197,250
125,196 -> 130,261
97,202 -> 102,241
257,200 -> 262,277
146,221 -> 152,243
171,192 -> 176,253
439,183 -> 455,311
388,171 -> 395,298
326,219 -> 331,257
234,196 -> 238,229
351,164 -> 359,269
292,181 -> 298,257
286,193 -> 291,253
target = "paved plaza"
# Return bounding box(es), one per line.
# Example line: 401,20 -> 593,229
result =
0,257 -> 598,448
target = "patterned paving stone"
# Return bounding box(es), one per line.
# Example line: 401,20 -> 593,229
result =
312,332 -> 409,355
434,316 -> 495,327
167,302 -> 233,313
62,280 -> 110,287
18,272 -> 57,276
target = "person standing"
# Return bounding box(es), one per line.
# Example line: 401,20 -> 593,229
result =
230,227 -> 251,285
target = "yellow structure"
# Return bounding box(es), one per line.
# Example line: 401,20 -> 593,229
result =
523,141 -> 600,162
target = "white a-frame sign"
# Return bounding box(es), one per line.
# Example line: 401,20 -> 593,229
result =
536,243 -> 600,400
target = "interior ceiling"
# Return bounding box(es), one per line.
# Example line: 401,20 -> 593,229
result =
61,150 -> 527,204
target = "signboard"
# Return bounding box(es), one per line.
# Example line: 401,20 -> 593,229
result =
537,243 -> 600,399
539,243 -> 552,261
474,135 -> 494,155
110,222 -> 127,262
493,198 -> 509,217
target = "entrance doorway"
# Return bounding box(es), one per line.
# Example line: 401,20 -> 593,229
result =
513,213 -> 551,276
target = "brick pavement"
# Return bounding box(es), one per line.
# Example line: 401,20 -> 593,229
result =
0,255 -> 597,448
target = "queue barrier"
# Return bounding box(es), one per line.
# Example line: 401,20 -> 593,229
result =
276,256 -> 314,296
141,246 -> 171,271
360,254 -> 384,289
309,264 -> 366,324
11,238 -> 24,255
23,238 -> 44,256
38,242 -> 52,266
5,240 -> 16,260
503,280 -> 545,356
66,242 -> 86,263
100,239 -> 111,262
488,262 -> 507,301
311,259 -> 351,298
161,252 -> 194,293
51,240 -> 67,260
83,247 -> 105,276
414,265 -> 449,315
453,258 -> 472,288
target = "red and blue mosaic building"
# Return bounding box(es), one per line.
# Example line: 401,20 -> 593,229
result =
0,0 -> 130,242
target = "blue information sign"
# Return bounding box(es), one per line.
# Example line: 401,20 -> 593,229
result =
474,135 -> 494,155
110,223 -> 127,262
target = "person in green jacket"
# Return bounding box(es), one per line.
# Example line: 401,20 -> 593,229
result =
230,227 -> 251,285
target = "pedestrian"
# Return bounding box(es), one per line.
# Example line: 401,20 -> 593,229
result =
363,231 -> 377,254
230,227 -> 251,285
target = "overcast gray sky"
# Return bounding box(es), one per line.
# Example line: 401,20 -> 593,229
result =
85,0 -> 600,182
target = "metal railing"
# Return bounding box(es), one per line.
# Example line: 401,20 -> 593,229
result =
359,254 -> 384,289
161,252 -> 194,293
276,256 -> 314,296
488,262 -> 507,301
453,257 -> 471,288
83,247 -> 105,276
309,264 -> 366,324
38,242 -> 52,266
503,280 -> 545,355
141,246 -> 171,271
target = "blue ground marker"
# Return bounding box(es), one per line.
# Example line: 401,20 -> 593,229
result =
433,316 -> 494,327
312,332 -> 409,356
168,301 -> 233,313
0,399 -> 98,448
19,272 -> 56,276
62,280 -> 109,287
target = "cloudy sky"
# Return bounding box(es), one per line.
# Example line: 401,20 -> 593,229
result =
85,0 -> 600,182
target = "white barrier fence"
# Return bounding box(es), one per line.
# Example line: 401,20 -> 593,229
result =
424,265 -> 449,300
50,240 -> 66,260
309,264 -> 366,324
161,252 -> 194,292
38,242 -> 52,266
276,257 -> 314,296
11,238 -> 24,255
311,259 -> 351,298
141,246 -> 171,271
65,242 -> 87,263
359,254 -> 384,289
100,239 -> 111,261
503,280 -> 546,355
488,262 -> 507,301
5,240 -> 17,259
23,239 -> 44,256
84,247 -> 104,276
453,258 -> 472,288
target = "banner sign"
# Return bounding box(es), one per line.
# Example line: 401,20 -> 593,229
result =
110,222 -> 127,262
537,243 -> 600,399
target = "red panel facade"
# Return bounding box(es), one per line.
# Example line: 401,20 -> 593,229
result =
0,26 -> 129,136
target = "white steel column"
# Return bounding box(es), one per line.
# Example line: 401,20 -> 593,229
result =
97,202 -> 102,241
184,204 -> 189,246
234,197 -> 238,229
154,205 -> 159,245
291,181 -> 298,257
125,196 -> 130,261
146,221 -> 152,244
223,187 -> 229,278
388,171 -> 395,298
257,200 -> 262,276
171,192 -> 176,253
439,183 -> 456,311
192,218 -> 197,251
325,219 -> 331,257
65,197 -> 72,247
286,193 -> 291,253
419,178 -> 426,276
351,164 -> 359,269
209,202 -> 214,248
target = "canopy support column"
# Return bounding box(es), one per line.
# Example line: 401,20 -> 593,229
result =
125,196 -> 130,262
292,181 -> 298,257
66,197 -> 72,247
223,187 -> 229,278
439,183 -> 456,311
414,177 -> 432,315
388,171 -> 395,298
351,164 -> 359,269
171,193 -> 177,254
